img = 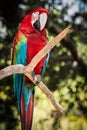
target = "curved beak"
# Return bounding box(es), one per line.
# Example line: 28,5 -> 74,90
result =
39,13 -> 47,31
32,12 -> 48,31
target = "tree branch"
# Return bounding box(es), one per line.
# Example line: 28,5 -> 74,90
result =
0,27 -> 70,116
0,64 -> 25,79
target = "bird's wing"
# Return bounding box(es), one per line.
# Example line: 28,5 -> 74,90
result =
12,34 -> 27,110
13,34 -> 27,65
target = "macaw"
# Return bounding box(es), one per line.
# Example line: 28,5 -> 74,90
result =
11,8 -> 49,130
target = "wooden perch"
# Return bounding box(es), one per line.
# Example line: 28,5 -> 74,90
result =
0,27 -> 70,116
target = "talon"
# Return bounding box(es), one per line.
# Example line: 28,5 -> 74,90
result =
31,71 -> 41,84
32,71 -> 35,80
35,74 -> 41,85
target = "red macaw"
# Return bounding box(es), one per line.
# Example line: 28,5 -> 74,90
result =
11,8 -> 49,130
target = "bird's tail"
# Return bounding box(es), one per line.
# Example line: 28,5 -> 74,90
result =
20,93 -> 34,130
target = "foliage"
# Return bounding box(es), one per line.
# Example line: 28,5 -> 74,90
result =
0,0 -> 87,130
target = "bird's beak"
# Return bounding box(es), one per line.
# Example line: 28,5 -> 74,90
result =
32,12 -> 48,31
39,13 -> 47,31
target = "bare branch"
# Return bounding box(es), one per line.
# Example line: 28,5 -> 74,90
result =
38,82 -> 64,116
24,72 -> 64,116
0,64 -> 25,80
0,64 -> 64,116
0,27 -> 70,116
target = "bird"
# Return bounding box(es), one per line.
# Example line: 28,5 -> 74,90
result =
11,8 -> 49,130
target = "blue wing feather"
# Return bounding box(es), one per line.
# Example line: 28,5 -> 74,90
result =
13,35 -> 34,111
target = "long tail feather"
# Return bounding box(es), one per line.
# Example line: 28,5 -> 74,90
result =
20,95 -> 26,130
20,94 -> 34,130
25,94 -> 34,130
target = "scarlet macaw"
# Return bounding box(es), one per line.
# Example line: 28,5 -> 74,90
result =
11,8 -> 49,130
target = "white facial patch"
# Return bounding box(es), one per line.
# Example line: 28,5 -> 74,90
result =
31,12 -> 39,25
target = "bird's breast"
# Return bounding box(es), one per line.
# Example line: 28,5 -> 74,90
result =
26,33 -> 47,75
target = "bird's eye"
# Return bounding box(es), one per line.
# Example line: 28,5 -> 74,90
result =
32,12 -> 39,17
32,12 -> 39,22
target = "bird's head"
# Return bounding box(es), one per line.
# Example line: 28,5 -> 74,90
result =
20,8 -> 49,32
31,8 -> 49,31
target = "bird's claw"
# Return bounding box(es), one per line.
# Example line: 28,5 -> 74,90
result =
35,74 -> 41,85
32,71 -> 35,79
32,71 -> 41,85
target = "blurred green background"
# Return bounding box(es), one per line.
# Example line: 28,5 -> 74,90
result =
0,0 -> 87,130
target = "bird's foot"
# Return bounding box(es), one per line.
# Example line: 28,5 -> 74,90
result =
32,71 -> 41,85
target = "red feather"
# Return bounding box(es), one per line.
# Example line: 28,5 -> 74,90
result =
21,95 -> 34,130
26,29 -> 47,74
